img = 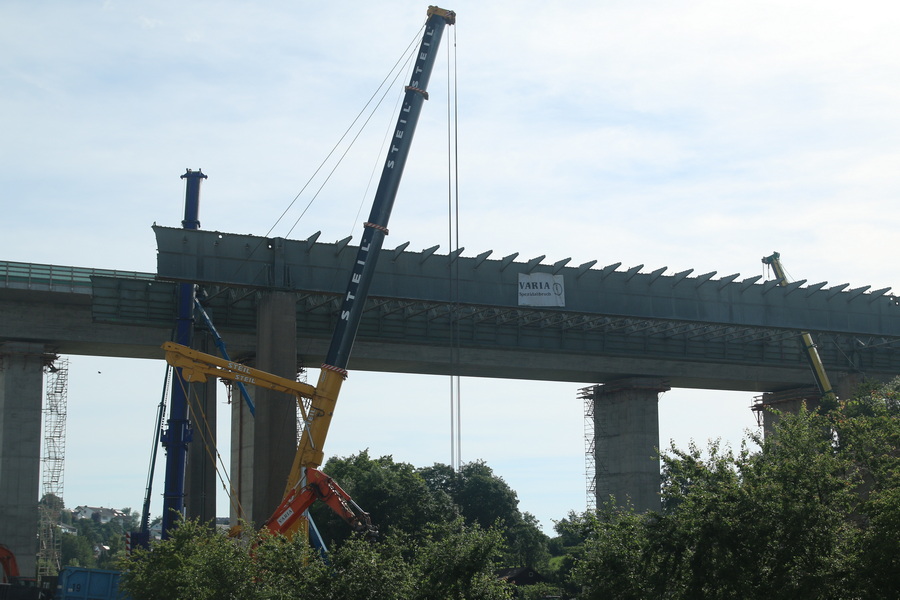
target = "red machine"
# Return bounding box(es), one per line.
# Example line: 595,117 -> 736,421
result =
0,543 -> 21,583
263,468 -> 376,541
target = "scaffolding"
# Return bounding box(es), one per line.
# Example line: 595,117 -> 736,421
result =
579,385 -> 598,512
38,357 -> 68,577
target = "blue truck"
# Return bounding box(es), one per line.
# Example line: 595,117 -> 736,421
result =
0,567 -> 127,600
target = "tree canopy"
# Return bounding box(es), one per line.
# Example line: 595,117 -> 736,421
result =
116,378 -> 900,599
565,377 -> 900,600
310,452 -> 549,568
120,518 -> 515,600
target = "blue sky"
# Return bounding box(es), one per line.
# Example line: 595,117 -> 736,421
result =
3,1 -> 900,533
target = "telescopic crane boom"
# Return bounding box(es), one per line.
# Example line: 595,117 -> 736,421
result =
163,5 -> 456,539
762,251 -> 837,402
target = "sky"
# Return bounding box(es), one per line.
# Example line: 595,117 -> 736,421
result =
3,1 -> 900,535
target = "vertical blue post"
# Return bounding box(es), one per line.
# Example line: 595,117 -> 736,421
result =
160,169 -> 206,538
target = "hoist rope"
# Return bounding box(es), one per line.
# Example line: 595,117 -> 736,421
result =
348,69 -> 412,239
445,24 -> 462,471
251,25 -> 426,256
174,370 -> 248,522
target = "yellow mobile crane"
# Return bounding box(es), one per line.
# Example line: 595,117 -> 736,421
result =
762,251 -> 837,403
163,6 -> 456,541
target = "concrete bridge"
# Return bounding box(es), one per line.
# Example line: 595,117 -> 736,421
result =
2,229 -> 900,572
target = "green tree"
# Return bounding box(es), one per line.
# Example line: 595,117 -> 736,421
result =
39,493 -> 65,513
420,460 -> 549,568
310,451 -> 455,546
568,395 -> 892,600
60,532 -> 95,568
833,378 -> 900,599
411,519 -> 514,600
505,512 -> 549,568
647,414 -> 857,600
120,517 -> 515,600
421,461 -> 520,530
120,519 -> 258,600
563,508 -> 651,600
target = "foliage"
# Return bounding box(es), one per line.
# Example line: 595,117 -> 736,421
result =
421,461 -> 520,530
566,378 -> 900,600
420,460 -> 550,568
119,517 -> 513,600
60,532 -> 95,568
565,508 -> 652,600
65,509 -> 136,568
518,581 -> 566,600
832,378 -> 900,599
120,519 -> 257,600
48,501 -> 137,569
411,519 -> 513,600
39,493 -> 65,513
310,450 -> 456,547
312,453 -> 549,569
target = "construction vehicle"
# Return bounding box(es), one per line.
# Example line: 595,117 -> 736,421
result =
163,342 -> 378,542
162,5 -> 456,541
1,544 -> 31,587
762,251 -> 837,403
1,543 -> 45,599
0,545 -> 19,584
263,467 -> 376,540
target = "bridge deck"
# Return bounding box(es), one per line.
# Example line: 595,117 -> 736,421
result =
3,241 -> 900,392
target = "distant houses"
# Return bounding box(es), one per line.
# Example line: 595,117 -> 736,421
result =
71,505 -> 127,523
58,522 -> 78,535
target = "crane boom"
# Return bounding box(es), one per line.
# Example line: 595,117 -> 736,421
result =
162,6 -> 456,540
762,252 -> 837,401
282,4 -> 456,495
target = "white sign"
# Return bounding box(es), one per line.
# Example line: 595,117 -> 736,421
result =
518,273 -> 565,307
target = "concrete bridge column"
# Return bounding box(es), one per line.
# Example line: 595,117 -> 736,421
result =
185,332 -> 217,523
757,373 -> 864,437
0,342 -> 47,578
231,292 -> 298,527
589,377 -> 670,513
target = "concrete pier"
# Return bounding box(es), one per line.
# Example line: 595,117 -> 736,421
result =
755,374 -> 862,437
185,332 -> 217,524
231,292 -> 298,527
589,378 -> 670,512
0,342 -> 47,577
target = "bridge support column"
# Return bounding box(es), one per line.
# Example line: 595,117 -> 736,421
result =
231,292 -> 297,527
0,342 -> 47,578
755,373 -> 863,437
754,387 -> 820,438
185,332 -> 217,523
588,377 -> 669,512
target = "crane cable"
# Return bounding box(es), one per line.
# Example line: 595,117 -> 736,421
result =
229,24 -> 428,275
445,24 -> 462,471
139,363 -> 171,533
283,31 -> 423,239
172,368 -> 249,523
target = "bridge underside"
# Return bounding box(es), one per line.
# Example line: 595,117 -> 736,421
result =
4,279 -> 899,392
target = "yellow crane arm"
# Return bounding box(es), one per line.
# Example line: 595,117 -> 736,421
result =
762,252 -> 836,400
162,341 -> 345,472
164,341 -> 316,397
